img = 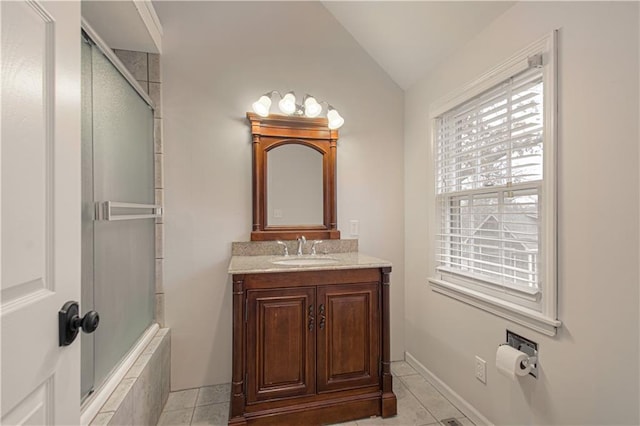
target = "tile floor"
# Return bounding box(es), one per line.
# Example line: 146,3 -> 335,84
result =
157,361 -> 474,426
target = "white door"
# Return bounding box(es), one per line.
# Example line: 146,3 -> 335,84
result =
1,1 -> 81,424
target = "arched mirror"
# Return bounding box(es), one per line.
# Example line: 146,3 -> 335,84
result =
247,113 -> 340,241
267,144 -> 323,226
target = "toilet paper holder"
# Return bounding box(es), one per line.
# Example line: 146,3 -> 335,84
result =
503,330 -> 538,378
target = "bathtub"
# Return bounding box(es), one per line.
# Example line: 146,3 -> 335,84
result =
81,325 -> 170,425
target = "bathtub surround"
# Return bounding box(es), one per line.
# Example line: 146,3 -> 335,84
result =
89,328 -> 171,426
113,48 -> 165,327
404,2 -> 639,424
155,1 -> 405,391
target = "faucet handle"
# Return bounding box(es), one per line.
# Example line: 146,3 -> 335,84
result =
296,235 -> 306,256
311,240 -> 324,256
276,240 -> 289,257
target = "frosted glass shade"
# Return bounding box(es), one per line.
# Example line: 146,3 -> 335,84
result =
304,97 -> 322,118
278,93 -> 297,115
327,109 -> 344,129
252,95 -> 272,117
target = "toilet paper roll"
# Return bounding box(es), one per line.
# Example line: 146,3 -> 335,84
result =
496,345 -> 532,379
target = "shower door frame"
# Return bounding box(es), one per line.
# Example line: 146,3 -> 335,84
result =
81,19 -> 155,110
80,19 -> 159,417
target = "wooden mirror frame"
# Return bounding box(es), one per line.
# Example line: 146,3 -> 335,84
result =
247,112 -> 341,241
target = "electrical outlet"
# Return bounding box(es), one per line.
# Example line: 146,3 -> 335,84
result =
349,219 -> 359,236
475,356 -> 486,384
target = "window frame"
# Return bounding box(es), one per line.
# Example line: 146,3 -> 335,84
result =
428,31 -> 560,336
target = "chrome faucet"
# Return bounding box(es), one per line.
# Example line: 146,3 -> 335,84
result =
311,240 -> 323,256
276,240 -> 289,257
296,236 -> 306,256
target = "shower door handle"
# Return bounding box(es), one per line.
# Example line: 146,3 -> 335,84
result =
59,301 -> 100,347
97,202 -> 162,221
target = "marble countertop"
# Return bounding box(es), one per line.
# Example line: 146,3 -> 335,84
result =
228,252 -> 392,275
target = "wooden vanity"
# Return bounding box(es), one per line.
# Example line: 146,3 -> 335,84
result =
232,112 -> 396,424
228,254 -> 397,425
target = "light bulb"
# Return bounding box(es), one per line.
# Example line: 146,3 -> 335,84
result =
278,92 -> 297,115
304,96 -> 322,118
327,108 -> 344,129
252,95 -> 271,117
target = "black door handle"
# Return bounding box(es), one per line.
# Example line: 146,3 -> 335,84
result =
59,301 -> 100,347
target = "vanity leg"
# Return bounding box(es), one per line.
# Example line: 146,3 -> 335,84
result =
229,275 -> 247,425
380,267 -> 397,418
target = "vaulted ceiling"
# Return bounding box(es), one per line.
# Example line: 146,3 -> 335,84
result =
85,1 -> 514,91
322,1 -> 514,89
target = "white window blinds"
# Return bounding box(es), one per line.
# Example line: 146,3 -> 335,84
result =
435,66 -> 543,293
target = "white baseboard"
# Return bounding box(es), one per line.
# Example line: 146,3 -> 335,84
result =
405,351 -> 493,426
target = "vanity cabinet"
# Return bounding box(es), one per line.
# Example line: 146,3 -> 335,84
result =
316,283 -> 380,393
246,287 -> 315,403
230,267 -> 396,425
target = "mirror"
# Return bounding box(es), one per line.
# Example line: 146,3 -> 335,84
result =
267,144 -> 323,226
247,112 -> 340,241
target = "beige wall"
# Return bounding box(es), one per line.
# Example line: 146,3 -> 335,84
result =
405,2 -> 639,424
154,1 -> 405,390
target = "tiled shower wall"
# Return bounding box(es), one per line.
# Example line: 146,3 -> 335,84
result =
113,49 -> 165,327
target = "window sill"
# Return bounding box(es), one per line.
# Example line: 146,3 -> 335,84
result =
428,277 -> 561,336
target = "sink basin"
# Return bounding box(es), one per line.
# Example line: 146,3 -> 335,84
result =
271,257 -> 339,266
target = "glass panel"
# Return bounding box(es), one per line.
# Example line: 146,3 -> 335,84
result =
440,188 -> 539,290
436,69 -> 543,195
90,44 -> 155,387
80,36 -> 94,401
267,144 -> 323,226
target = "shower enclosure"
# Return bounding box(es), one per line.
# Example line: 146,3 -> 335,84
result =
81,30 -> 157,401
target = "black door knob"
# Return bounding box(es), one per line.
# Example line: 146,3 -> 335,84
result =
59,301 -> 100,347
73,310 -> 100,334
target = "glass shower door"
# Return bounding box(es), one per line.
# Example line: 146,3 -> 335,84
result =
81,33 -> 156,400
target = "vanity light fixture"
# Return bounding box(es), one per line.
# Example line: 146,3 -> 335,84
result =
303,95 -> 322,118
250,91 -> 345,128
251,95 -> 272,117
326,107 -> 344,130
278,91 -> 297,115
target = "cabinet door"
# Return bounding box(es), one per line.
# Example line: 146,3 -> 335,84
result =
317,283 -> 380,393
246,287 -> 316,403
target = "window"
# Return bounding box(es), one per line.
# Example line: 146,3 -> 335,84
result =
429,32 -> 560,336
